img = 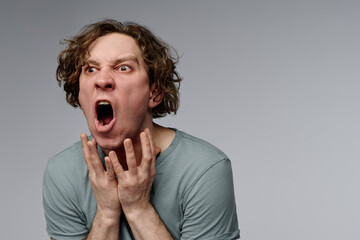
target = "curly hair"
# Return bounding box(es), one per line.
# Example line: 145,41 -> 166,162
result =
56,19 -> 182,118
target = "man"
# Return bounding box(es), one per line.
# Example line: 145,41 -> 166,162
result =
43,19 -> 240,240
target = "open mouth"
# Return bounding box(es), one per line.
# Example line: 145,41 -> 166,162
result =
96,101 -> 114,126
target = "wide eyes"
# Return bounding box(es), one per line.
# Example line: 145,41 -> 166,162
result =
83,65 -> 131,74
117,65 -> 131,72
85,66 -> 97,73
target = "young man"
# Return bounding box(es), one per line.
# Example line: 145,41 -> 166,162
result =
43,19 -> 240,240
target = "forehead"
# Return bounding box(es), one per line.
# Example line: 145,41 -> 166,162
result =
86,33 -> 142,61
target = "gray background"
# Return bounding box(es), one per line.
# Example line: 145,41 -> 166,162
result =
0,0 -> 359,239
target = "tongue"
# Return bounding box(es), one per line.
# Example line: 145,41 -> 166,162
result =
103,115 -> 113,125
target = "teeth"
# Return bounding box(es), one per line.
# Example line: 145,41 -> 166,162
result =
98,101 -> 110,105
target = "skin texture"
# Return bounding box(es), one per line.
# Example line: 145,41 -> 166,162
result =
69,33 -> 174,240
78,33 -> 154,154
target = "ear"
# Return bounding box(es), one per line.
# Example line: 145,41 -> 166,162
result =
149,82 -> 163,108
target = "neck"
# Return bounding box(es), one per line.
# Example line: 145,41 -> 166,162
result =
102,123 -> 175,170
113,133 -> 143,170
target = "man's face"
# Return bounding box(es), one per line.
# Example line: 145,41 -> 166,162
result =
79,33 -> 152,152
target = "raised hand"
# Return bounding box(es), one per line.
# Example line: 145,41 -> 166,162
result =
109,128 -> 159,215
80,133 -> 122,221
81,129 -> 171,240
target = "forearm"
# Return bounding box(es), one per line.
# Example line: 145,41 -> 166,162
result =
124,204 -> 173,240
86,211 -> 120,240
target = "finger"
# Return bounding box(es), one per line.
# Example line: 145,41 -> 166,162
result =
140,131 -> 152,170
144,128 -> 159,170
80,133 -> 94,172
124,138 -> 138,171
86,138 -> 105,177
104,156 -> 116,181
144,128 -> 159,156
80,133 -> 89,155
109,151 -> 124,177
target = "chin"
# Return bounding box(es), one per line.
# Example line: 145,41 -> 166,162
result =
92,133 -> 124,152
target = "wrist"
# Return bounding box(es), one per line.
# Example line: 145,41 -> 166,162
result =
95,208 -> 122,226
121,203 -> 173,240
122,202 -> 153,222
88,209 -> 121,240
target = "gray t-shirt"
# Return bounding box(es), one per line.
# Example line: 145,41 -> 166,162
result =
43,129 -> 240,239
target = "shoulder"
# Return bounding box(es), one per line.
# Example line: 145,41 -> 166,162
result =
158,130 -> 240,238
46,140 -> 85,174
43,141 -> 91,239
156,129 -> 233,195
172,129 -> 229,165
176,129 -> 232,179
44,140 -> 89,193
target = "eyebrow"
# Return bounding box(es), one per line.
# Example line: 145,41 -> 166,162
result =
114,56 -> 140,66
84,56 -> 140,67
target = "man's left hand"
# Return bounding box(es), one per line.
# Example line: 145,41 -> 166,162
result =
108,128 -> 160,215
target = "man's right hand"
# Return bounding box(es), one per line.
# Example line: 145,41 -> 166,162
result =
80,133 -> 122,222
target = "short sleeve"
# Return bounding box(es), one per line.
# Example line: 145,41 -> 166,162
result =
181,159 -> 240,240
43,162 -> 89,240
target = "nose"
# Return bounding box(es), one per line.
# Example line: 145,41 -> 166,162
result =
95,69 -> 115,90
